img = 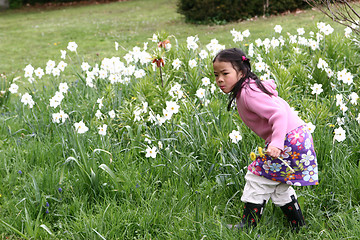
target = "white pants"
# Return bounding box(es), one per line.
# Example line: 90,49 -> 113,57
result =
241,171 -> 296,207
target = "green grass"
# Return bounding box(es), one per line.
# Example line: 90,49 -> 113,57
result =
0,0 -> 343,76
1,0 -> 360,239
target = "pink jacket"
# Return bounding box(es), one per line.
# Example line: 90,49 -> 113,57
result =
236,79 -> 304,150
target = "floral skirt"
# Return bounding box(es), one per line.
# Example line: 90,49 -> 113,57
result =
248,125 -> 319,186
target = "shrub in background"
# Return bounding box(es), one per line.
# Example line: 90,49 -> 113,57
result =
266,0 -> 309,14
9,0 -> 23,8
177,0 -> 263,23
177,0 -> 310,23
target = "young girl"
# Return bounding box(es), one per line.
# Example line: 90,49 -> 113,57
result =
213,48 -> 318,231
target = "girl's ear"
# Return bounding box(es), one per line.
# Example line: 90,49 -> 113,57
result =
237,70 -> 244,80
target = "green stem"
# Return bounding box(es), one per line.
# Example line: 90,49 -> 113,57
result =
159,66 -> 163,87
0,219 -> 30,240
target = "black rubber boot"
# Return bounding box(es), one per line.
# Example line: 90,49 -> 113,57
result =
280,195 -> 306,231
238,200 -> 266,229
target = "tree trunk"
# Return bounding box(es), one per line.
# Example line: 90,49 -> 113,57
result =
0,0 -> 9,10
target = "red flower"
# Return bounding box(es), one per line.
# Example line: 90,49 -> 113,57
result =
152,58 -> 164,68
157,39 -> 170,48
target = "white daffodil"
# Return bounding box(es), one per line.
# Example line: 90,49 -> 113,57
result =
289,35 -> 297,44
206,39 -> 225,56
255,38 -> 263,47
24,64 -> 34,78
230,29 -> 244,42
344,27 -> 352,38
310,83 -> 323,95
308,39 -> 319,50
86,77 -> 94,88
60,50 -> 66,59
58,110 -> 69,123
337,68 -> 347,82
151,33 -> 158,43
323,24 -> 334,35
169,83 -> 183,100
243,29 -> 250,38
317,22 -> 327,33
49,91 -> 64,108
108,110 -> 116,119
195,88 -> 206,99
52,68 -> 61,77
172,58 -> 182,70
155,114 -> 166,126
95,110 -> 102,119
133,108 -> 142,122
74,121 -> 88,134
305,122 -> 316,133
248,43 -> 254,57
97,98 -> 104,109
98,124 -> 107,136
317,58 -> 328,70
52,110 -> 68,124
21,93 -> 35,108
57,61 -> 67,71
34,67 -> 44,79
334,127 -> 346,142
81,62 -> 91,72
123,53 -> 133,64
297,28 -> 305,35
186,36 -> 199,50
52,112 -> 61,123
188,59 -> 197,69
325,68 -> 334,78
141,101 -> 148,113
158,141 -> 163,149
67,41 -> 78,52
274,25 -> 282,33
59,82 -> 69,94
199,50 -> 208,59
337,117 -> 345,126
134,69 -> 145,79
46,60 -> 56,69
255,61 -> 266,72
349,92 -> 359,105
229,130 -> 242,144
270,38 -> 280,48
335,94 -> 343,106
342,72 -> 353,85
210,84 -> 217,94
201,77 -> 211,87
9,83 -> 19,94
163,109 -> 173,121
145,146 -> 157,158
339,103 -> 348,114
166,101 -> 180,114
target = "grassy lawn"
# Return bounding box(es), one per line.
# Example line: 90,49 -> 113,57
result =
1,1 -> 360,239
0,0 -> 341,76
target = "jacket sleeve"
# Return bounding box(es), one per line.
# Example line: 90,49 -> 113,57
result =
243,89 -> 287,150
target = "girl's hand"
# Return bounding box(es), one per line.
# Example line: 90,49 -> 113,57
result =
265,145 -> 281,158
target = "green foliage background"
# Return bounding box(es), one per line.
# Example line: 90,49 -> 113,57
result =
1,0 -> 360,239
177,0 -> 310,23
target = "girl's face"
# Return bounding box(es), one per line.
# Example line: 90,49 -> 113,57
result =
213,60 -> 243,94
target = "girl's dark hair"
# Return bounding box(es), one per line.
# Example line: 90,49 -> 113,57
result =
213,48 -> 273,111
